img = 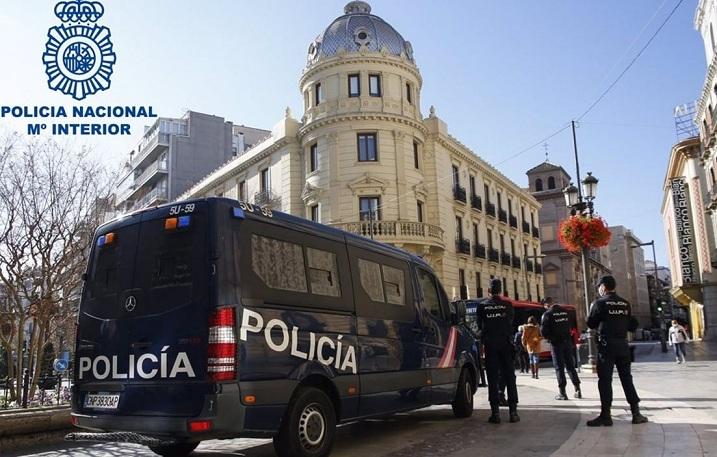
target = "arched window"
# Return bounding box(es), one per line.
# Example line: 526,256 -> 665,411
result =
548,176 -> 556,189
535,178 -> 543,191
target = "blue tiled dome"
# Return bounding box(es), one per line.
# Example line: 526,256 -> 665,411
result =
307,1 -> 414,66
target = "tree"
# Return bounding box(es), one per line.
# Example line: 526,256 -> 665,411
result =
0,134 -> 113,400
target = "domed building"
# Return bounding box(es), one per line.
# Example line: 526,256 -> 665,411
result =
181,1 -> 543,300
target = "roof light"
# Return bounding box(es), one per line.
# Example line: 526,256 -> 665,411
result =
165,218 -> 178,230
232,207 -> 245,219
104,232 -> 116,245
96,235 -> 105,246
178,215 -> 191,228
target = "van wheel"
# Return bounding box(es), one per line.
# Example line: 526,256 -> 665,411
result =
273,387 -> 336,457
148,442 -> 199,457
451,368 -> 475,418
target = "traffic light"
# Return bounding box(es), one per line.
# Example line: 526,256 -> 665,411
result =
657,304 -> 663,313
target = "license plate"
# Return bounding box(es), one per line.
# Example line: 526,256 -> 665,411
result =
84,393 -> 120,410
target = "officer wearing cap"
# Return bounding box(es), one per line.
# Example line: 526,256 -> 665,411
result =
586,275 -> 648,426
475,278 -> 519,424
541,297 -> 582,400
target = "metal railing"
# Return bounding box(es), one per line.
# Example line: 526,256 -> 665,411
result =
471,195 -> 482,211
501,251 -> 511,266
512,255 -> 521,269
1,370 -> 72,410
532,226 -> 540,238
453,185 -> 467,203
131,185 -> 168,211
488,248 -> 499,263
132,130 -> 170,168
526,259 -> 534,272
486,203 -> 496,217
522,221 -> 530,234
509,215 -> 518,229
456,238 -> 471,255
498,209 -> 508,223
254,189 -> 282,209
474,243 -> 486,258
133,157 -> 168,191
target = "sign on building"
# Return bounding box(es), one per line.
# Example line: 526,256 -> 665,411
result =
671,177 -> 696,283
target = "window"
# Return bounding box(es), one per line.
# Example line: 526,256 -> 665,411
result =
452,165 -> 460,187
309,143 -> 318,172
417,268 -> 441,317
314,82 -> 322,106
306,247 -> 340,297
238,180 -> 246,201
251,234 -> 307,292
513,279 -> 518,300
369,74 -> 381,96
459,269 -> 467,299
359,196 -> 380,221
487,229 -> 493,250
417,200 -> 424,222
456,216 -> 463,240
470,176 -> 476,197
510,239 -> 515,256
357,133 -> 378,161
535,178 -> 543,191
260,168 -> 269,192
476,272 -> 482,296
413,141 -> 420,169
545,272 -> 558,286
502,277 -> 508,297
711,23 -> 716,52
406,82 -> 412,104
310,204 -> 319,222
496,191 -> 502,211
358,259 -> 406,305
548,176 -> 556,190
711,168 -> 716,186
499,234 -> 505,252
508,198 -> 513,216
530,212 -> 535,227
484,184 -> 490,203
348,74 -> 360,97
473,223 -> 479,245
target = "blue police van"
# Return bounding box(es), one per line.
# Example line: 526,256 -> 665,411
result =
68,197 -> 479,457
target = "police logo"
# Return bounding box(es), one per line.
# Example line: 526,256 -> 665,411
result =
125,296 -> 136,313
42,0 -> 116,100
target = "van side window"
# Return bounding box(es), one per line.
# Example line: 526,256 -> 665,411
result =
358,259 -> 407,306
306,247 -> 340,297
358,259 -> 385,302
251,234 -> 308,292
382,264 -> 405,305
417,268 -> 441,317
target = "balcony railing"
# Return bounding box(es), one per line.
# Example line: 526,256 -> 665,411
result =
498,209 -> 508,223
456,238 -> 471,255
535,264 -> 543,274
486,202 -> 496,217
330,220 -> 444,247
453,185 -> 467,203
471,195 -> 482,211
501,251 -> 511,266
254,189 -> 282,209
509,215 -> 518,229
474,243 -> 486,259
132,129 -> 170,168
488,248 -> 499,263
476,287 -> 484,298
522,221 -> 530,234
526,259 -> 534,272
532,226 -> 540,238
131,185 -> 168,211
512,255 -> 521,269
133,157 -> 168,191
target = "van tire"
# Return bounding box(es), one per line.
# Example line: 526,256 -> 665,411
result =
273,387 -> 336,457
148,442 -> 199,457
451,368 -> 474,418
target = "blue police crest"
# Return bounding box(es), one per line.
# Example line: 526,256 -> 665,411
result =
42,0 -> 116,100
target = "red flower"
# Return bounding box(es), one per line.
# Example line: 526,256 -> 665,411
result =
558,216 -> 611,253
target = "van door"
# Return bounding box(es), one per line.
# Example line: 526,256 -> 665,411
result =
414,267 -> 458,403
348,246 -> 429,416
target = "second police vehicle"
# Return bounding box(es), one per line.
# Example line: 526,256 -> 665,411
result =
68,197 -> 480,457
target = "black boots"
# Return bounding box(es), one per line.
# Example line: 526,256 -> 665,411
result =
574,386 -> 582,399
631,403 -> 648,424
555,388 -> 568,400
509,405 -> 520,423
488,405 -> 501,424
586,414 -> 613,427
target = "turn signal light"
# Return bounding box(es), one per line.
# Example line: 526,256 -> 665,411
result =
164,218 -> 178,230
188,420 -> 212,433
96,232 -> 116,247
243,395 -> 256,404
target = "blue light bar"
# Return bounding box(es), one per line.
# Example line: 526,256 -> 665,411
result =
232,207 -> 245,219
178,216 -> 191,228
97,235 -> 105,247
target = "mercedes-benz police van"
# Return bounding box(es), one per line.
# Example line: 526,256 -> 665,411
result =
68,198 -> 479,457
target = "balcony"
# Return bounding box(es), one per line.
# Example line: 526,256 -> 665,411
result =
509,215 -> 518,229
130,184 -> 168,211
488,248 -> 499,263
486,202 -> 496,217
512,255 -> 521,269
498,209 -> 507,224
501,251 -> 511,266
132,125 -> 170,169
522,221 -> 530,234
453,185 -> 467,203
473,243 -> 486,259
456,238 -> 471,255
526,259 -> 534,272
535,264 -> 543,274
330,220 -> 445,248
132,157 -> 168,193
532,226 -> 540,238
471,194 -> 482,211
254,189 -> 282,209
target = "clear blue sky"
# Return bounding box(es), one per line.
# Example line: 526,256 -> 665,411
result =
0,0 -> 707,266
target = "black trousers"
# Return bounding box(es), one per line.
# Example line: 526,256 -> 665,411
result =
551,340 -> 581,389
516,348 -> 529,372
485,343 -> 518,408
597,339 -> 640,412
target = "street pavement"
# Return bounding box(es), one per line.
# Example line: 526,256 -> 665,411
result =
7,340 -> 717,457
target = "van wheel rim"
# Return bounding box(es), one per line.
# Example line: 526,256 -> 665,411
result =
298,403 -> 325,449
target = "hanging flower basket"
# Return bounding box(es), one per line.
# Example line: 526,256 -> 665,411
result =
558,216 -> 611,253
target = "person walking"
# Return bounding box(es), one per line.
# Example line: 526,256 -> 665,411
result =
541,298 -> 582,400
514,325 -> 530,374
476,279 -> 519,424
522,316 -> 542,379
586,275 -> 648,426
668,320 -> 689,363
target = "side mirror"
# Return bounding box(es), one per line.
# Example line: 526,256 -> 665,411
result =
451,301 -> 467,325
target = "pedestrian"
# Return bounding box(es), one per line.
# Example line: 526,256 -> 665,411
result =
586,275 -> 648,426
476,278 -> 519,424
514,325 -> 530,374
541,298 -> 582,400
522,316 -> 542,379
668,320 -> 689,364
570,327 -> 582,371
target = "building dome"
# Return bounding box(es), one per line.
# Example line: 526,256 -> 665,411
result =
306,1 -> 414,67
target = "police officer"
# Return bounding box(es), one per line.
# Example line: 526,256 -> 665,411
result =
541,297 -> 582,400
586,275 -> 648,426
476,279 -> 519,423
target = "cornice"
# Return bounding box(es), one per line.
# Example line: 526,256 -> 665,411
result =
697,54 -> 717,120
299,53 -> 422,89
298,112 -> 427,138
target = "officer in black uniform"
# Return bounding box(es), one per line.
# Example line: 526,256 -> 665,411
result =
541,297 -> 582,400
476,279 -> 519,423
586,275 -> 648,426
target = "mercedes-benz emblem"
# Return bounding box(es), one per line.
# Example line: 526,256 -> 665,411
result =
125,295 -> 136,312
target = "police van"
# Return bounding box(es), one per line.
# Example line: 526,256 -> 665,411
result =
68,197 -> 480,457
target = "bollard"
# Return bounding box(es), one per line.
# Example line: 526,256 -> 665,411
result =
21,368 -> 29,408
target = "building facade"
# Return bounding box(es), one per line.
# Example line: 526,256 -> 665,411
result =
178,1 -> 543,298
526,161 -> 611,327
114,111 -> 269,213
